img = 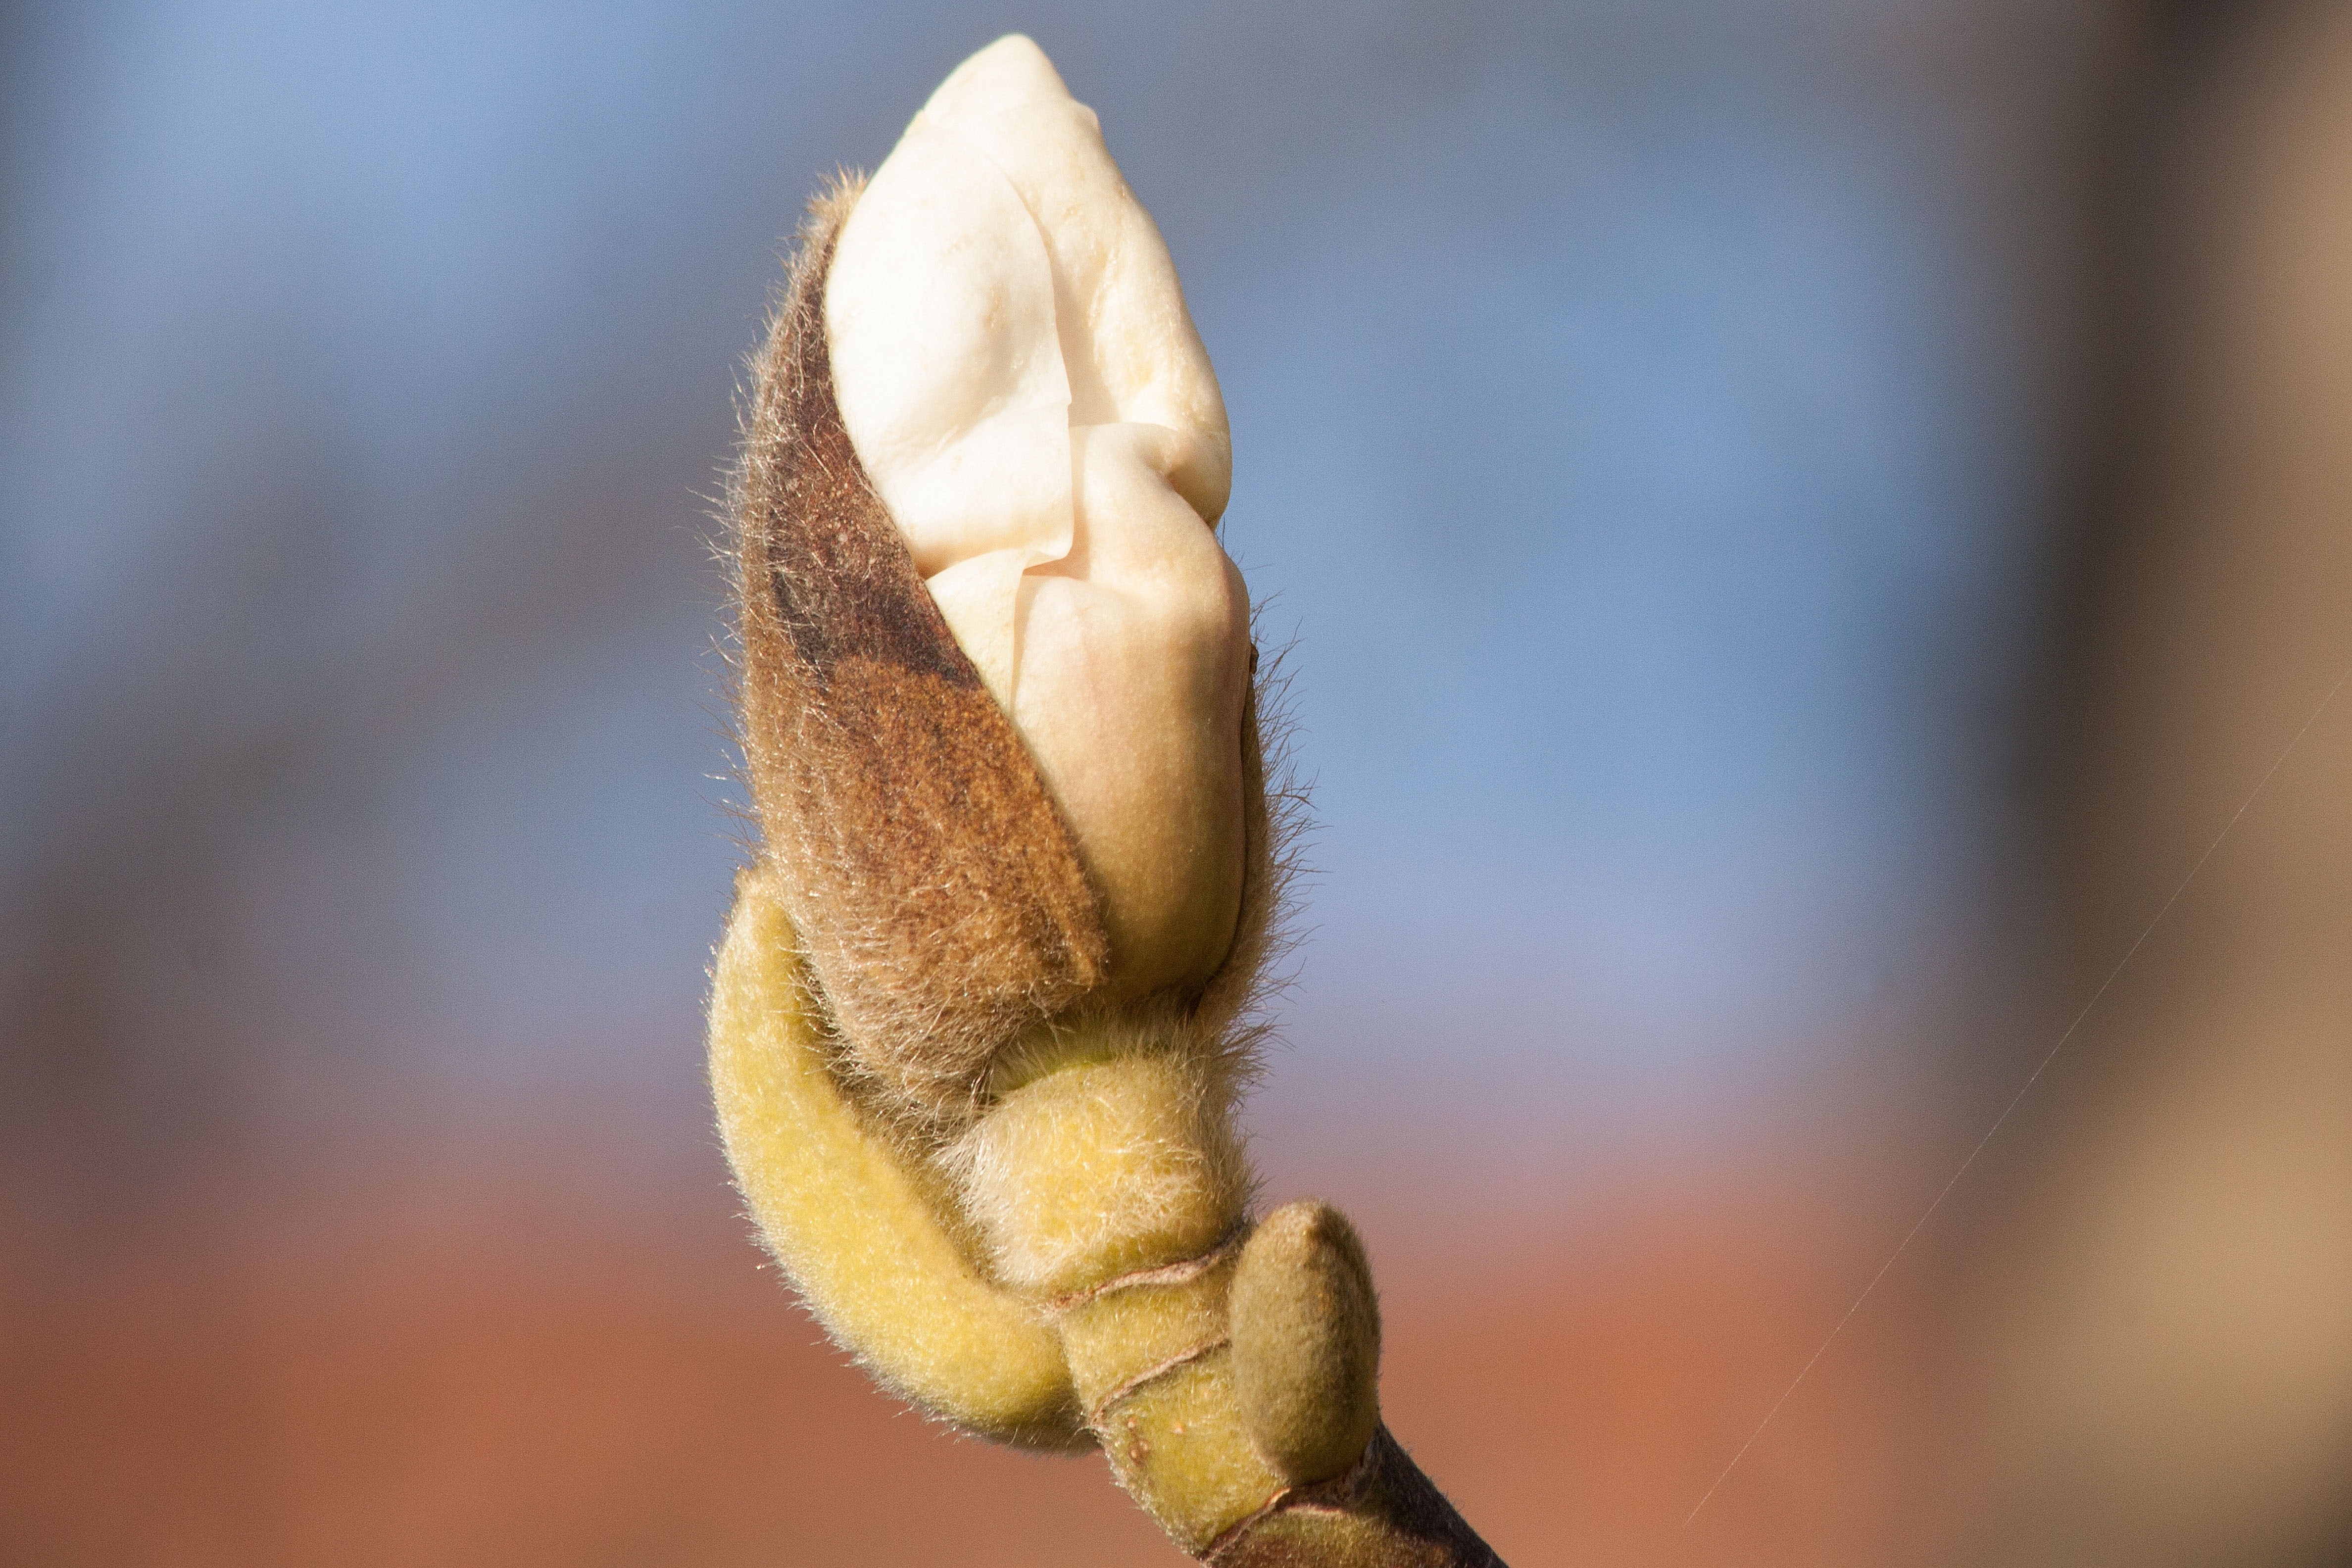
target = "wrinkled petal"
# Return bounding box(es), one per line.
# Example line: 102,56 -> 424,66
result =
827,36 -> 1248,996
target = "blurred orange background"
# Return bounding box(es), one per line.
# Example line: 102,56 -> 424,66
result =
0,1149 -> 1947,1566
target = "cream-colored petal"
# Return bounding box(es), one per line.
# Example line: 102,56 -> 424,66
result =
826,124 -> 1073,579
1015,422 -> 1249,997
917,38 -> 1231,523
914,30 -> 1076,123
829,36 -> 1248,994
923,547 -> 1029,713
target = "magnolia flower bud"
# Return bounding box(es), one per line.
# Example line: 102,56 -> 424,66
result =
711,37 -> 1499,1566
827,36 -> 1250,1002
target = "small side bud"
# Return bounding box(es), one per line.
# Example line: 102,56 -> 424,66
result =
1229,1200 -> 1382,1484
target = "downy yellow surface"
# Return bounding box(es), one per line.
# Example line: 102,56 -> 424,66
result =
707,872 -> 1084,1449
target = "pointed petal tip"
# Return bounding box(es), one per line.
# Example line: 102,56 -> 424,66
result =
921,35 -> 1074,126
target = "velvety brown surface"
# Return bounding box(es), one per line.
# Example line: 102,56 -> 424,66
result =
733,177 -> 1109,1128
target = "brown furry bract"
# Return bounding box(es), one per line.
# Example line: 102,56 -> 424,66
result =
730,177 -> 1283,1133
732,176 -> 1107,1129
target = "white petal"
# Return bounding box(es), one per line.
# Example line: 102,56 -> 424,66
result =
827,37 -> 1248,993
827,123 -> 1073,594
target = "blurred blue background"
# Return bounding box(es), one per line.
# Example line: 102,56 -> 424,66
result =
1,0 -> 2089,1199
0,2 -> 2119,1562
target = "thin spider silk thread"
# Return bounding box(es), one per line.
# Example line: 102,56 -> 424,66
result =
1684,649 -> 2352,1528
